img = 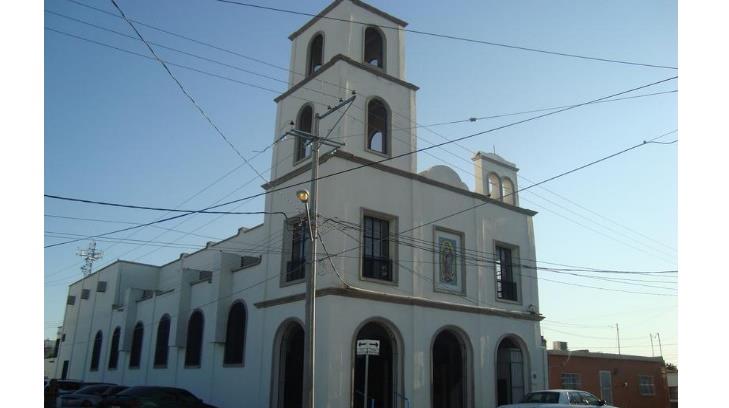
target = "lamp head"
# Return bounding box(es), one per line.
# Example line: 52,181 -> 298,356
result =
296,189 -> 310,203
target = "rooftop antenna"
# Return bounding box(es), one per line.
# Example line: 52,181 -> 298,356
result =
493,145 -> 496,154
77,241 -> 103,277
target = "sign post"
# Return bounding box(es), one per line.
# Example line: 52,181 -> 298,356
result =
356,339 -> 380,408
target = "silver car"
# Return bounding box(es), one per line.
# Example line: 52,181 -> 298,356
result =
56,384 -> 127,408
498,389 -> 620,407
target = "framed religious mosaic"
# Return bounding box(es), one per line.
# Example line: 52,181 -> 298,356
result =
433,226 -> 466,295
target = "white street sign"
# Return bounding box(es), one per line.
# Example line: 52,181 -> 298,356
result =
356,339 -> 380,356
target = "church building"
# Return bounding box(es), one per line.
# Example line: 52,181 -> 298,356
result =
52,1 -> 547,407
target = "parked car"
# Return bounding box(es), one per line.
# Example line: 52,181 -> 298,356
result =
99,386 -> 217,408
56,384 -> 127,407
498,390 -> 619,407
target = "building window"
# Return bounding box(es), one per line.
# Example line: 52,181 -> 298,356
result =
295,105 -> 314,162
363,27 -> 384,69
496,245 -> 518,301
96,281 -> 107,292
153,315 -> 171,368
184,310 -> 204,367
639,375 -> 655,396
108,327 -> 120,369
560,373 -> 581,389
67,296 -> 76,305
362,214 -> 394,281
89,330 -> 102,371
223,301 -> 247,365
81,289 -> 90,299
488,173 -> 501,200
307,33 -> 324,76
285,219 -> 309,282
129,322 -> 144,369
502,177 -> 515,205
669,386 -> 678,400
366,98 -> 389,154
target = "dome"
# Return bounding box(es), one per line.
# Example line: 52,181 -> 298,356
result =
419,165 -> 469,191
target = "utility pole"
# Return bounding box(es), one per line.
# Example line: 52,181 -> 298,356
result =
656,332 -> 663,357
650,333 -> 655,357
77,240 -> 103,276
289,94 -> 354,408
616,323 -> 621,356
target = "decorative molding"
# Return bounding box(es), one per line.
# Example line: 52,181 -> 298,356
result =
274,54 -> 418,103
288,0 -> 408,41
254,286 -> 543,321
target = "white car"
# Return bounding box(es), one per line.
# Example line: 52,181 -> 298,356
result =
498,389 -> 620,407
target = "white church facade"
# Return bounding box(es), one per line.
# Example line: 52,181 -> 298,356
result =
52,1 -> 547,407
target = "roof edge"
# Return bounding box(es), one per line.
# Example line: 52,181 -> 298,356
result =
288,0 -> 408,41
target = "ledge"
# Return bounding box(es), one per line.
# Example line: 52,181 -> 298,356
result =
254,286 -> 543,321
263,150 -> 537,217
274,54 -> 418,103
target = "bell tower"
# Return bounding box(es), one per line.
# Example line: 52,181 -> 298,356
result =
268,0 -> 419,180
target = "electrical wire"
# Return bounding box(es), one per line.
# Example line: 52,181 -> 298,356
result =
208,0 -> 677,70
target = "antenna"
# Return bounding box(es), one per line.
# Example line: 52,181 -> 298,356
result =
77,241 -> 103,277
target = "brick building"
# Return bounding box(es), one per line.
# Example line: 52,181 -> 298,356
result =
548,347 -> 669,408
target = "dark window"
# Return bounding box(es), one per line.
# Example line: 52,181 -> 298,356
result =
496,246 -> 518,301
286,220 -> 309,282
185,311 -> 204,367
67,296 -> 76,305
223,302 -> 247,365
639,375 -> 655,396
89,330 -> 102,371
81,289 -> 90,299
129,322 -> 144,369
108,327 -> 121,369
295,105 -> 314,162
364,27 -> 384,68
362,215 -> 393,281
240,256 -> 262,269
367,99 -> 388,154
307,34 -> 324,76
154,315 -> 171,368
96,281 -> 107,292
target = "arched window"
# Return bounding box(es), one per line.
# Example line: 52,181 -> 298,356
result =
295,105 -> 314,162
488,174 -> 501,200
129,322 -> 144,369
89,330 -> 102,371
502,178 -> 515,205
367,98 -> 388,154
364,27 -> 384,69
272,320 -> 304,408
307,34 -> 324,76
108,327 -> 120,369
352,320 -> 401,408
223,302 -> 247,365
153,315 -> 171,368
185,310 -> 204,367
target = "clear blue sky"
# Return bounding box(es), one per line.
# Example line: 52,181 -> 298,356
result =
44,0 -> 677,363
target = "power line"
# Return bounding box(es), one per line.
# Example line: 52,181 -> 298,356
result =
46,7 -> 679,134
45,25 -> 678,246
108,0 -> 269,183
208,0 -> 677,70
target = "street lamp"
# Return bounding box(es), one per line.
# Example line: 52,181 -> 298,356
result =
296,189 -> 310,204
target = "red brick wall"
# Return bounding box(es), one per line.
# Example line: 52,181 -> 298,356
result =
548,353 -> 669,408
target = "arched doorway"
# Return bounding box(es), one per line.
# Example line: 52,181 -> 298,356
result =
496,337 -> 526,406
273,321 -> 304,408
353,320 -> 400,408
432,329 -> 469,408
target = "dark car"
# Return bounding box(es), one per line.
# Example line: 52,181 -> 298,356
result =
99,386 -> 217,408
56,384 -> 127,407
